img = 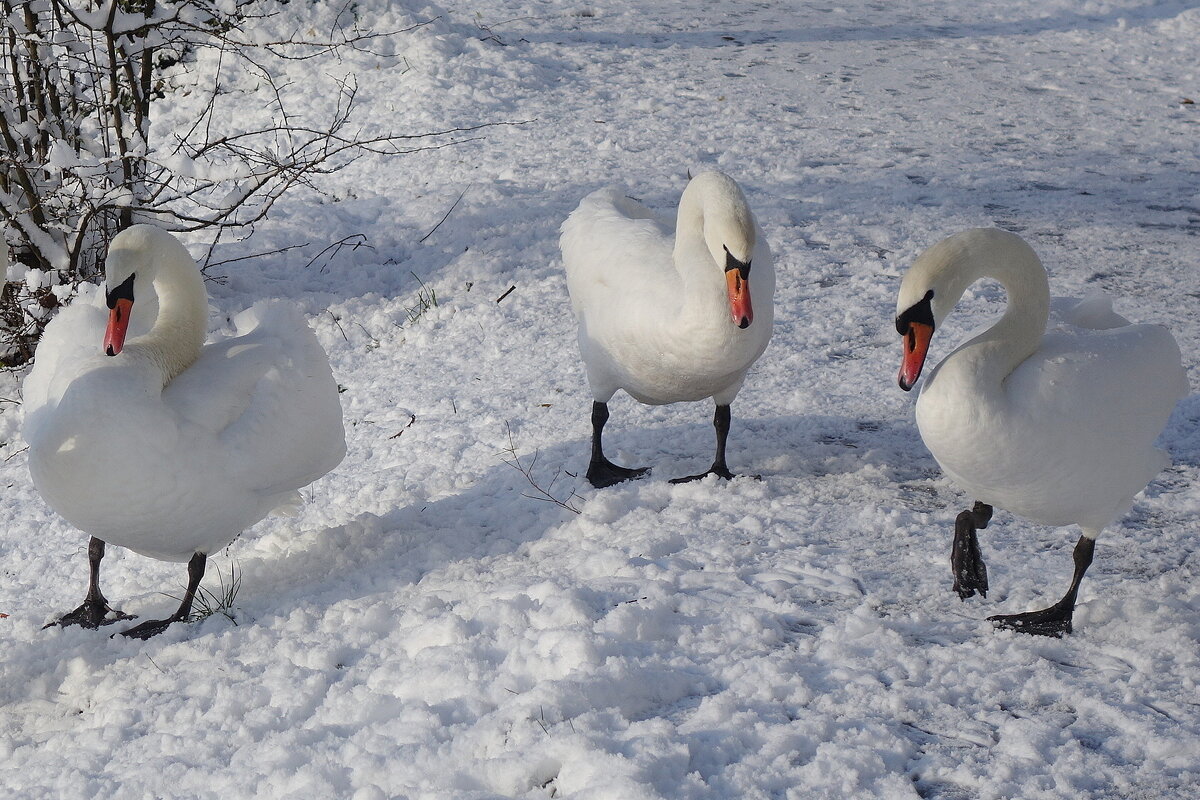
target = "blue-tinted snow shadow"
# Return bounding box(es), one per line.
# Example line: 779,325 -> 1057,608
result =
512,3 -> 1193,48
0,441 -> 587,699
198,179 -> 605,312
196,132 -> 1200,321
185,410 -> 931,625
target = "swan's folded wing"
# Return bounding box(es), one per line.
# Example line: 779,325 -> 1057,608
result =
175,301 -> 346,497
160,338 -> 267,434
1010,323 -> 1186,433
560,186 -> 678,315
23,292 -> 107,416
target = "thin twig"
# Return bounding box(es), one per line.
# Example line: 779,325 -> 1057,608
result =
304,234 -> 374,272
327,311 -> 348,341
499,422 -> 581,514
389,414 -> 417,439
419,186 -> 469,243
204,242 -> 311,270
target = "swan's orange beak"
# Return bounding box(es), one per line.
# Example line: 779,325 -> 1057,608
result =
898,322 -> 933,391
726,268 -> 752,329
104,298 -> 133,356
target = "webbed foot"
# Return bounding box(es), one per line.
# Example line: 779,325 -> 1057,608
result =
988,603 -> 1073,637
587,458 -> 650,488
44,598 -> 134,630
119,615 -> 185,640
669,464 -> 736,484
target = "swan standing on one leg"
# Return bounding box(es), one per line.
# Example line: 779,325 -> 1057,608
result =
24,225 -> 346,639
560,171 -> 775,487
895,228 -> 1186,636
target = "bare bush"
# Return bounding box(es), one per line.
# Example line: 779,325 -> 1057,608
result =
0,0 -> 493,365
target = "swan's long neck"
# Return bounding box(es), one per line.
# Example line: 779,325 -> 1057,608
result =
939,233 -> 1050,388
672,177 -> 752,324
673,194 -> 725,322
127,260 -> 208,385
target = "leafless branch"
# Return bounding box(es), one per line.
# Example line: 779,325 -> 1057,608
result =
1,0 -> 529,364
499,422 -> 581,514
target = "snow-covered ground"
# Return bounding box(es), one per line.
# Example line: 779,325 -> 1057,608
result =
3,0 -> 1200,797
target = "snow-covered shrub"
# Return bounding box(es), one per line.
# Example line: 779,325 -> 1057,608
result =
0,0 -> 462,366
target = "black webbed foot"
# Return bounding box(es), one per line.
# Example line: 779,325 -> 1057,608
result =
46,537 -> 133,631
587,458 -> 650,488
952,502 -> 992,599
988,602 -> 1074,637
44,598 -> 134,630
117,552 -> 209,640
987,535 -> 1094,637
669,463 -> 736,484
118,615 -> 185,640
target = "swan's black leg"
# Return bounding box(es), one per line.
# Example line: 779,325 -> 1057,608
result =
671,404 -> 739,483
44,537 -> 134,629
989,535 -> 1095,637
119,552 -> 207,640
586,401 -> 649,488
952,501 -> 992,599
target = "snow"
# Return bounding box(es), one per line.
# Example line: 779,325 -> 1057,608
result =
2,0 -> 1200,797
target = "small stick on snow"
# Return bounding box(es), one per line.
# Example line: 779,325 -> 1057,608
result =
389,415 -> 417,439
496,285 -> 516,303
420,186 -> 470,243
327,311 -> 349,341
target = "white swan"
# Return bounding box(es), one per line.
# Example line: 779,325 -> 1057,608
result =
560,171 -> 775,486
895,228 -> 1186,635
24,225 -> 346,638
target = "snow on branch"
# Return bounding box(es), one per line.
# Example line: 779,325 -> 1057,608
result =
0,0 -> 514,366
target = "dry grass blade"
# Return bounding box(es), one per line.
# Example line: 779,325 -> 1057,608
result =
162,560 -> 242,625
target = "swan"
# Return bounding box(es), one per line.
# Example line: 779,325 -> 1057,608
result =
24,225 -> 346,639
895,228 -> 1186,636
560,171 -> 775,487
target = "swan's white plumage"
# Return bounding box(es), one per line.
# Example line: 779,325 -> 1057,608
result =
901,228 -> 1186,536
24,226 -> 345,563
560,171 -> 775,407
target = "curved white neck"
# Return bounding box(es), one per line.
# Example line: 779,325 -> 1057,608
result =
672,176 -> 753,323
940,234 -> 1050,387
124,261 -> 208,386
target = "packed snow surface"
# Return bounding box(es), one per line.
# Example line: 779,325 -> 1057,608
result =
2,1 -> 1200,798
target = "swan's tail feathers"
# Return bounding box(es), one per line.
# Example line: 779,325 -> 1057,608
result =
560,187 -> 670,259
1050,295 -> 1131,330
232,299 -> 309,337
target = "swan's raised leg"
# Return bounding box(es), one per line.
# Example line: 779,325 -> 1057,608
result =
671,404 -> 738,483
586,401 -> 650,488
44,537 -> 134,629
952,501 -> 992,599
120,553 -> 207,640
989,534 -> 1095,637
